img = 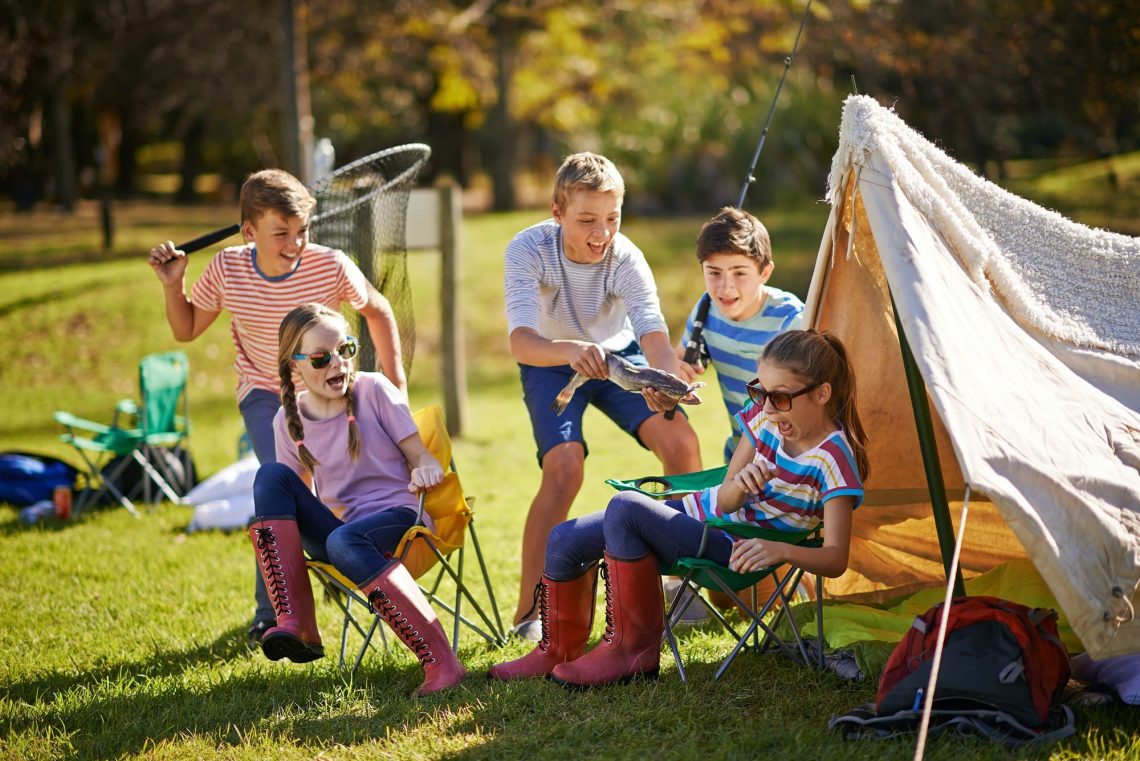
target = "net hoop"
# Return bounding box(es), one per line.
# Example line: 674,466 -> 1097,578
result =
310,143 -> 432,224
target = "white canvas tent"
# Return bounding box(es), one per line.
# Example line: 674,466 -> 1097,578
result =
805,95 -> 1140,658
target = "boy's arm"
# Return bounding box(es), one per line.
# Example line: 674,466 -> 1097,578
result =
640,330 -> 685,375
148,240 -> 220,341
359,283 -> 408,396
509,328 -> 609,378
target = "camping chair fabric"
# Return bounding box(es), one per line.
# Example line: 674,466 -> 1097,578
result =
53,351 -> 192,516
805,95 -> 1140,658
608,470 -> 825,681
306,406 -> 505,673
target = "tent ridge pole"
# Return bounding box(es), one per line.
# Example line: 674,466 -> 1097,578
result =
890,290 -> 967,597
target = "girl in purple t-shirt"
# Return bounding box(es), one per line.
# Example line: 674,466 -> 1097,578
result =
246,303 -> 466,697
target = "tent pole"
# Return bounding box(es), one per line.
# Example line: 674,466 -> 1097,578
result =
891,293 -> 966,597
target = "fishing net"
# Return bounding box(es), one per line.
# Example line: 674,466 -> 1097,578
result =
309,143 -> 431,376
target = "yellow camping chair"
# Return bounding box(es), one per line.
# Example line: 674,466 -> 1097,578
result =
307,406 -> 506,673
607,467 -> 825,682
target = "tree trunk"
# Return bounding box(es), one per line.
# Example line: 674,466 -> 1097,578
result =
486,20 -> 517,211
177,118 -> 205,203
49,80 -> 77,211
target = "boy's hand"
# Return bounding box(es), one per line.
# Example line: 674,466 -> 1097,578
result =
642,387 -> 678,414
148,241 -> 189,287
731,461 -> 775,495
676,361 -> 705,382
408,463 -> 445,493
729,537 -> 785,573
567,342 -> 608,379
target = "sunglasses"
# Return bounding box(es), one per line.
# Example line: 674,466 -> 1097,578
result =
746,379 -> 820,411
292,336 -> 358,369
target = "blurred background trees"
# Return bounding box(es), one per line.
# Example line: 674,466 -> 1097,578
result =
1,0 -> 1137,214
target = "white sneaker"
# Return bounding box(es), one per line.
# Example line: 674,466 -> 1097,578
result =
510,618 -> 543,643
663,578 -> 709,626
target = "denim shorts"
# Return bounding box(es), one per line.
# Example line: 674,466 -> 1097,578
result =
519,342 -> 685,466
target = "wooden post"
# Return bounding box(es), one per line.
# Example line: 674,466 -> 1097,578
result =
439,183 -> 467,436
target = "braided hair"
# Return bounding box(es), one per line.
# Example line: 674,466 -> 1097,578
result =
277,303 -> 362,473
761,329 -> 870,482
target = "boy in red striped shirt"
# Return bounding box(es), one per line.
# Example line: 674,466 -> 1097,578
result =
147,168 -> 405,645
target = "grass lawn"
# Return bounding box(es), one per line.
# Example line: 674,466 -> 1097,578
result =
1,164 -> 1138,759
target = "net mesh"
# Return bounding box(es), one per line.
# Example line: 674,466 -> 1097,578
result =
309,143 -> 430,377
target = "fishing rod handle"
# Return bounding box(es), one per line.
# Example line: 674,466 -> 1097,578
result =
176,223 -> 241,255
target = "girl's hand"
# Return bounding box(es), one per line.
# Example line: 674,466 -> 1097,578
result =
729,538 -> 785,573
408,464 -> 444,493
731,461 -> 775,495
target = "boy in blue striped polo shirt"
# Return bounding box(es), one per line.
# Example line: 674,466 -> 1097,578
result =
676,207 -> 805,464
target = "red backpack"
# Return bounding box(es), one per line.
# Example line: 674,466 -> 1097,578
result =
831,596 -> 1075,746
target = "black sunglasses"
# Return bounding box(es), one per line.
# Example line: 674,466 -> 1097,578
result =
745,378 -> 820,411
292,336 -> 358,369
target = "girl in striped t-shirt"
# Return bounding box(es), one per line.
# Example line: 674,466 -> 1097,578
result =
490,329 -> 869,688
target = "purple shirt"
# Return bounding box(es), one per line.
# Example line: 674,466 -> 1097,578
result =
273,372 -> 421,523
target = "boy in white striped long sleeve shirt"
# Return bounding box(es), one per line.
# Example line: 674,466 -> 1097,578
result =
503,152 -> 702,638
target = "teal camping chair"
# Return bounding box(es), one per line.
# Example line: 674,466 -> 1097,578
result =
54,351 -> 192,516
607,466 -> 825,682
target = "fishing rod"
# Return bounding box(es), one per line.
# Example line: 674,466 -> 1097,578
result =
667,0 -> 813,421
736,0 -> 814,209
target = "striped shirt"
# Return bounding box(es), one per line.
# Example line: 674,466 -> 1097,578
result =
190,243 -> 370,401
681,287 -> 804,462
681,400 -> 863,534
504,219 -> 668,351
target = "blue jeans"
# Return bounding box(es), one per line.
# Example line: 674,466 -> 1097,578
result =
252,462 -> 418,586
241,389 -> 283,623
544,491 -> 733,581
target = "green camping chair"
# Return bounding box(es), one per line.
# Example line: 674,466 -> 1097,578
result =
54,351 -> 192,516
607,467 -> 825,682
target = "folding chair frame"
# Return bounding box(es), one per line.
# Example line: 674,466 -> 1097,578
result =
662,525 -> 826,683
307,513 -> 506,675
55,352 -> 192,517
608,470 -> 828,682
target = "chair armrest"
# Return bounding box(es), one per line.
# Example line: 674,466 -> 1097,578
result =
606,465 -> 728,498
112,399 -> 139,429
704,517 -> 815,545
53,411 -> 113,435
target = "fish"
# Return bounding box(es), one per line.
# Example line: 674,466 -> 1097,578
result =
551,352 -> 706,415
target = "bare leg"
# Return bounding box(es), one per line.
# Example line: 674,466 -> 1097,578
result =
513,442 -> 585,624
638,412 -> 702,475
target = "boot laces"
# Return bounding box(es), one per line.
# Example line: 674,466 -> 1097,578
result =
601,561 -> 615,643
518,580 -> 552,651
368,589 -> 435,665
253,525 -> 291,615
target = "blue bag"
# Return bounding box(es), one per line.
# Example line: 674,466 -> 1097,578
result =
0,451 -> 78,507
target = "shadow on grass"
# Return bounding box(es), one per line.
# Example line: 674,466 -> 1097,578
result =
3,624 -> 253,705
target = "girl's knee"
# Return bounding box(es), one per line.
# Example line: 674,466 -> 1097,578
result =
605,492 -> 646,525
253,462 -> 294,490
324,524 -> 360,568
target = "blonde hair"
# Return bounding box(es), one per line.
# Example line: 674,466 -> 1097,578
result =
696,206 -> 772,268
762,329 -> 870,482
240,169 -> 317,224
277,303 -> 361,472
552,152 -> 625,211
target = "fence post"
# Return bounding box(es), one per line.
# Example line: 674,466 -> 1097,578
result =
439,182 -> 467,436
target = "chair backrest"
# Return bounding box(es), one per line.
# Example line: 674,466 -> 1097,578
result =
138,351 -> 189,436
397,406 -> 471,578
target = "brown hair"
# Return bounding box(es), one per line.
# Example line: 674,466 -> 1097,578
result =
762,329 -> 870,482
277,303 -> 361,472
552,152 -> 625,211
239,169 -> 317,224
696,206 -> 772,267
